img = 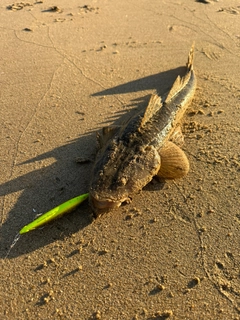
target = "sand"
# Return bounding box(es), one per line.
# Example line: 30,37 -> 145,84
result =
0,0 -> 240,319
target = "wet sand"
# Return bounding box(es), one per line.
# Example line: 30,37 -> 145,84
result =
1,0 -> 240,319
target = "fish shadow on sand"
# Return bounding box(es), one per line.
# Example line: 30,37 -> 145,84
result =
92,66 -> 186,98
0,66 -> 186,259
0,134 -> 95,259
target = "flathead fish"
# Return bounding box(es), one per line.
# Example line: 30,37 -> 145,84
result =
89,45 -> 196,216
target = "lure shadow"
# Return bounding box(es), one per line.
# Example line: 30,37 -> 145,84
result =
0,65 -> 185,259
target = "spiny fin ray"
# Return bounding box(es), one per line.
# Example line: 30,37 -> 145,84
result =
141,94 -> 162,127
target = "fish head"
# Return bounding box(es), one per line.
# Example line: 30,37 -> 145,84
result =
89,139 -> 161,217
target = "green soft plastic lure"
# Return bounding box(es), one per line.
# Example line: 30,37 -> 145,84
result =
19,193 -> 89,234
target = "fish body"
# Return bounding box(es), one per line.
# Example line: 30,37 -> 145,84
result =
89,45 -> 196,216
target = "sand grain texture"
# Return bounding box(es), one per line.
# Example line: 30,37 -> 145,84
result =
0,0 -> 239,319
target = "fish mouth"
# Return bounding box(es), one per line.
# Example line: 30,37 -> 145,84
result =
89,194 -> 122,215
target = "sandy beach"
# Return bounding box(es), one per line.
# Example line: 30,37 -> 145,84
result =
1,0 -> 240,319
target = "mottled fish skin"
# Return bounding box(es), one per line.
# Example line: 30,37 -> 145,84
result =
89,45 -> 196,215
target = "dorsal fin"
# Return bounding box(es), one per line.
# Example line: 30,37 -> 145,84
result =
141,94 -> 162,127
165,44 -> 194,104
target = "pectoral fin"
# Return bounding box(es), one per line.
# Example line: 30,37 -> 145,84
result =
157,141 -> 189,179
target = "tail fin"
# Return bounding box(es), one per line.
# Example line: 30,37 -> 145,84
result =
164,43 -> 194,104
187,43 -> 194,71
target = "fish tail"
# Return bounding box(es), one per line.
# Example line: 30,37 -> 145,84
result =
164,44 -> 195,103
187,42 -> 195,71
